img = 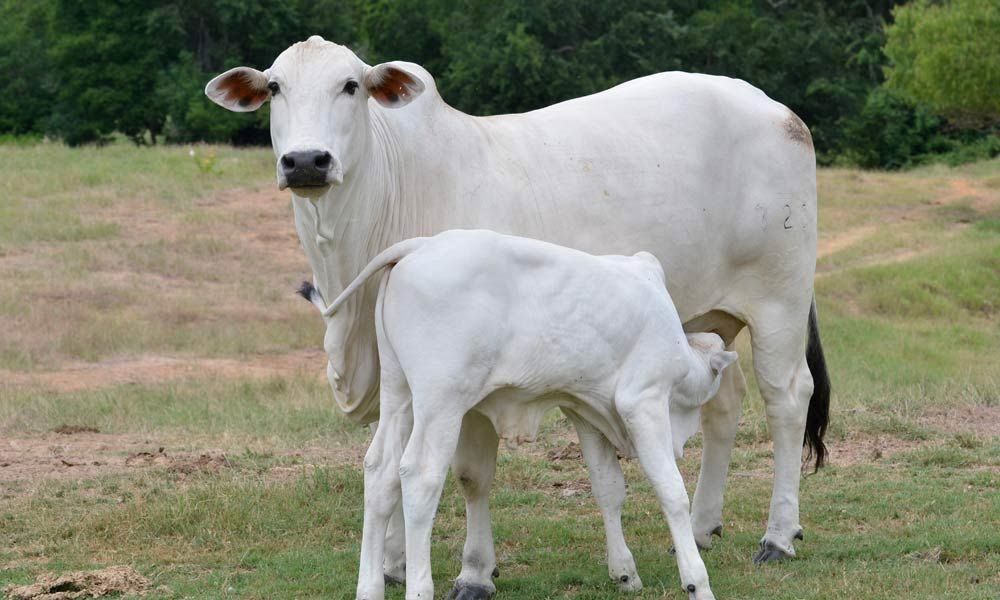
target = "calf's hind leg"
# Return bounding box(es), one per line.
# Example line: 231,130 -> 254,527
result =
367,421 -> 407,585
617,388 -> 715,600
400,403 -> 467,600
563,409 -> 642,592
357,395 -> 412,600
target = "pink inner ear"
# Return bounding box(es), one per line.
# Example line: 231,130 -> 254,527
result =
371,68 -> 417,105
218,71 -> 267,108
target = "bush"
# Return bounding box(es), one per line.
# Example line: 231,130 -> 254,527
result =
843,88 -> 948,169
884,0 -> 1000,126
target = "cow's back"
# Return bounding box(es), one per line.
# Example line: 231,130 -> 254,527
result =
387,71 -> 817,325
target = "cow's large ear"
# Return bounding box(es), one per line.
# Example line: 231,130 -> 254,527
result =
364,63 -> 425,108
205,67 -> 269,112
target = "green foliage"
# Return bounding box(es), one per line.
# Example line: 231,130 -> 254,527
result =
844,87 -> 948,169
0,0 -> 56,136
2,0 -> 997,168
885,0 -> 1000,126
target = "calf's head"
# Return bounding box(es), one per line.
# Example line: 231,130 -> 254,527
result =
205,36 -> 425,196
669,332 -> 738,458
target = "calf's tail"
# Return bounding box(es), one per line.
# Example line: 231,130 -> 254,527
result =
297,237 -> 428,318
803,298 -> 831,471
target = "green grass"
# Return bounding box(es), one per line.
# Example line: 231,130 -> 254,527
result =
2,448 -> 997,599
1,146 -> 999,599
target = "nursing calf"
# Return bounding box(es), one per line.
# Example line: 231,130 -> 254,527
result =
305,230 -> 737,600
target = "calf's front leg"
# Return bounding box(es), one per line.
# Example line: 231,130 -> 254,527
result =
617,389 -> 715,600
563,409 -> 642,592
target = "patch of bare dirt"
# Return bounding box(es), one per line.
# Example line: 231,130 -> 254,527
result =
932,179 -> 1000,213
827,434 -> 930,467
546,441 -> 582,462
0,350 -> 325,393
0,431 -> 367,492
919,404 -> 1000,439
51,425 -> 100,435
4,566 -> 150,599
551,478 -> 591,498
817,224 -> 878,259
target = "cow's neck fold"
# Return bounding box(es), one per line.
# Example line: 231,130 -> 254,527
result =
290,108 -> 405,422
299,110 -> 402,299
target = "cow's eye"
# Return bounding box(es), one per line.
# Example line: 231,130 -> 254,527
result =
343,80 -> 359,96
267,81 -> 280,95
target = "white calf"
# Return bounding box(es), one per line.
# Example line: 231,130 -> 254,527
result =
304,230 -> 736,600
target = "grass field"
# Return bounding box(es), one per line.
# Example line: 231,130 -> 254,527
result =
1,142 -> 998,599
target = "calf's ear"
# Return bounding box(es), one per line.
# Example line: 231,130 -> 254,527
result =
710,350 -> 738,377
364,63 -> 425,108
205,67 -> 269,112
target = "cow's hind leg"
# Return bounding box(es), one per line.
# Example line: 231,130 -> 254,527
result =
447,411 -> 501,600
748,307 -> 815,563
690,353 -> 746,549
617,387 -> 715,600
564,409 -> 642,592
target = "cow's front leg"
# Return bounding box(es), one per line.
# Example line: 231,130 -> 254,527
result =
447,411 -> 500,600
617,389 -> 715,600
564,410 -> 642,592
690,356 -> 746,549
357,407 -> 412,600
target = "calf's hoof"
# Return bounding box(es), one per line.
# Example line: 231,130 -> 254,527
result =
684,582 -> 716,600
383,573 -> 404,586
445,583 -> 494,600
616,573 -> 643,593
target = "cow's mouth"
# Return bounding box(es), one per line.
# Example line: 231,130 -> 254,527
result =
288,183 -> 332,199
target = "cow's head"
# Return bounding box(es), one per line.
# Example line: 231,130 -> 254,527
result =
205,36 -> 425,196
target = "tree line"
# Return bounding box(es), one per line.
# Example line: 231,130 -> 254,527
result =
1,0 -> 997,169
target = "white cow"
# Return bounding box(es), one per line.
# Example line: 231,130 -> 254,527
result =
305,229 -> 738,600
206,35 -> 830,597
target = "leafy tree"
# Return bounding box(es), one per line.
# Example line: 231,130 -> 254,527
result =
884,0 -> 1000,126
47,1 -> 183,145
0,0 -> 56,136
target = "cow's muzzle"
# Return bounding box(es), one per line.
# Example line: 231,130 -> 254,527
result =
278,150 -> 338,190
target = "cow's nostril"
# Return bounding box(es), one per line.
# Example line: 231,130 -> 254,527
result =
281,155 -> 296,170
314,152 -> 332,170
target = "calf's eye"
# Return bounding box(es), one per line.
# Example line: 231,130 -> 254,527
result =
267,81 -> 280,95
343,80 -> 359,95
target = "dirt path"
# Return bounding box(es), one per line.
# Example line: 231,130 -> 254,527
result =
816,177 -> 997,275
0,349 -> 326,393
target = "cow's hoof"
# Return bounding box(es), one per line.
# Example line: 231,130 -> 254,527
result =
694,524 -> 723,550
383,573 -> 404,586
752,539 -> 794,564
617,573 -> 643,593
445,583 -> 494,600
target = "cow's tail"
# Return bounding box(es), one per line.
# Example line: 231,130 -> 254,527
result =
803,297 -> 831,471
312,237 -> 429,318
